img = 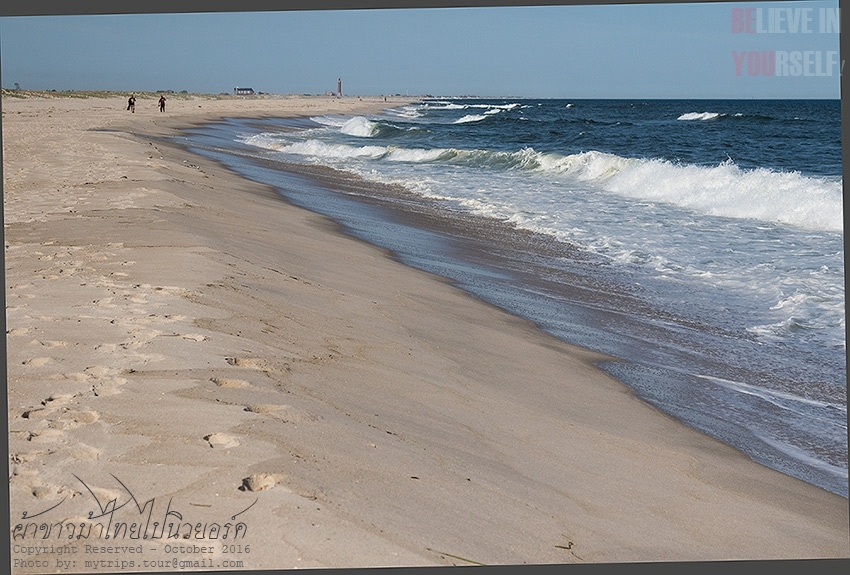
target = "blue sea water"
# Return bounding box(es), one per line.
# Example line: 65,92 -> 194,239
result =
179,98 -> 846,497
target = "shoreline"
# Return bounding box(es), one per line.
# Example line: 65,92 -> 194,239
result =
4,93 -> 849,570
180,112 -> 848,497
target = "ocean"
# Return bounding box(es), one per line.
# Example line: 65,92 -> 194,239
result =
178,98 -> 846,497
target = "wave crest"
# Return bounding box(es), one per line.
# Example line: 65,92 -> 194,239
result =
341,116 -> 381,137
243,130 -> 842,232
678,112 -> 724,121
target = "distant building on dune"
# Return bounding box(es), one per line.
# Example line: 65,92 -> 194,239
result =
234,87 -> 255,95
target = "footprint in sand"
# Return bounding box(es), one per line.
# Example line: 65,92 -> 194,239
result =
89,382 -> 125,397
93,343 -> 120,354
225,356 -> 290,374
29,480 -> 77,500
204,433 -> 240,449
27,429 -> 66,444
60,409 -> 100,428
30,339 -> 69,348
7,328 -> 34,336
180,333 -> 208,342
243,404 -> 284,415
31,485 -> 54,500
62,369 -> 125,391
68,443 -> 102,461
22,357 -> 52,367
41,392 -> 79,406
239,473 -> 284,492
21,395 -> 98,428
21,408 -> 51,420
84,365 -> 120,379
57,366 -> 127,396
8,471 -> 49,495
9,450 -> 47,465
226,357 -> 264,369
210,377 -> 250,388
242,404 -> 320,423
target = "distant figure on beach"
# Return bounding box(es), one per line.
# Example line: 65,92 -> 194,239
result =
158,95 -> 166,112
127,95 -> 136,113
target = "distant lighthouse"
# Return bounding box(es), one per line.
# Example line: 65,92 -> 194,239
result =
337,78 -> 342,98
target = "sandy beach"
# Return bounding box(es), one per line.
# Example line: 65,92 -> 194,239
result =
4,91 -> 849,571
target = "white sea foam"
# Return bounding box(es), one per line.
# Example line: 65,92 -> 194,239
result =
391,106 -> 423,118
276,139 -> 388,160
246,128 -> 843,232
753,432 -> 849,480
697,374 -> 847,415
242,133 -> 283,149
385,147 -> 454,163
483,103 -> 520,110
425,102 -> 467,110
340,116 -> 380,137
678,112 -> 723,121
532,151 -> 842,232
454,114 -> 488,124
309,115 -> 347,128
422,101 -> 519,114
596,158 -> 843,232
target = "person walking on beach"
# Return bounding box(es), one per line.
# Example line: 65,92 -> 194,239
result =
127,95 -> 136,113
158,95 -> 166,112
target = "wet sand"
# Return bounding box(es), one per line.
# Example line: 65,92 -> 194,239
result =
4,91 -> 849,571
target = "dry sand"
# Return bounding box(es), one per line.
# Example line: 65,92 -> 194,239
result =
3,91 -> 849,572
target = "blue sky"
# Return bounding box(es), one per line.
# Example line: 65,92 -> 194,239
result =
0,2 -> 841,98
